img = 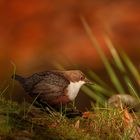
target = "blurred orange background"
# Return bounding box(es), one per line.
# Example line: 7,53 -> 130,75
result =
1,0 -> 140,76
0,0 -> 140,108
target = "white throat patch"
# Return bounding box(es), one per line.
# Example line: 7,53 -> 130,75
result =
67,81 -> 85,101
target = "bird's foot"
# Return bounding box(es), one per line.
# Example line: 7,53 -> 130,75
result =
64,108 -> 82,118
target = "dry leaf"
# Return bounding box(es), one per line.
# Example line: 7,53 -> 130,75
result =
123,109 -> 140,140
133,126 -> 140,140
82,112 -> 90,119
75,120 -> 80,129
123,109 -> 133,127
82,111 -> 95,119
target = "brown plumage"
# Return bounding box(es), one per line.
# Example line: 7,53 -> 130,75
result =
13,70 -> 91,108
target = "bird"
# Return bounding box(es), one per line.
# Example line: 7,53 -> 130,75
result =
12,70 -> 92,109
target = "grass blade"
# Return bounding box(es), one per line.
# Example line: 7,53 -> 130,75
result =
82,86 -> 106,106
10,61 -> 16,99
90,84 -> 114,97
120,50 -> 140,85
104,35 -> 138,96
88,70 -> 115,92
81,17 -> 125,94
104,35 -> 125,73
0,85 -> 9,96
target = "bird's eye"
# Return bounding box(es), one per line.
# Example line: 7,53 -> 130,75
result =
80,76 -> 85,80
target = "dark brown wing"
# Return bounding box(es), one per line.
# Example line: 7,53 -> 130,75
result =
22,71 -> 69,92
32,80 -> 65,101
28,71 -> 70,104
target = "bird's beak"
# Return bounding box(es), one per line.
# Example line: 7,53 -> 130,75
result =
84,78 -> 93,84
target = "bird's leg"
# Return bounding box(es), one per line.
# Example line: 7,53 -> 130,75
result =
62,103 -> 82,118
64,108 -> 82,118
34,101 -> 82,118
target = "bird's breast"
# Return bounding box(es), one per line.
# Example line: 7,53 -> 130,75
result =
66,81 -> 85,101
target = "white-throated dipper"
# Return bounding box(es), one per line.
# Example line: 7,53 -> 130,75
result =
12,70 -> 91,109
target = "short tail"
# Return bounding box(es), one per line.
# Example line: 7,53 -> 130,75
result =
12,74 -> 25,84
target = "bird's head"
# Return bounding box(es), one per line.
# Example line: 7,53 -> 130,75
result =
63,70 -> 92,85
62,70 -> 92,101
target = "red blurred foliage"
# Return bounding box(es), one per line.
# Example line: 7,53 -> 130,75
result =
0,0 -> 140,78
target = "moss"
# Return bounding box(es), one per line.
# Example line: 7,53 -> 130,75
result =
0,97 -> 139,140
